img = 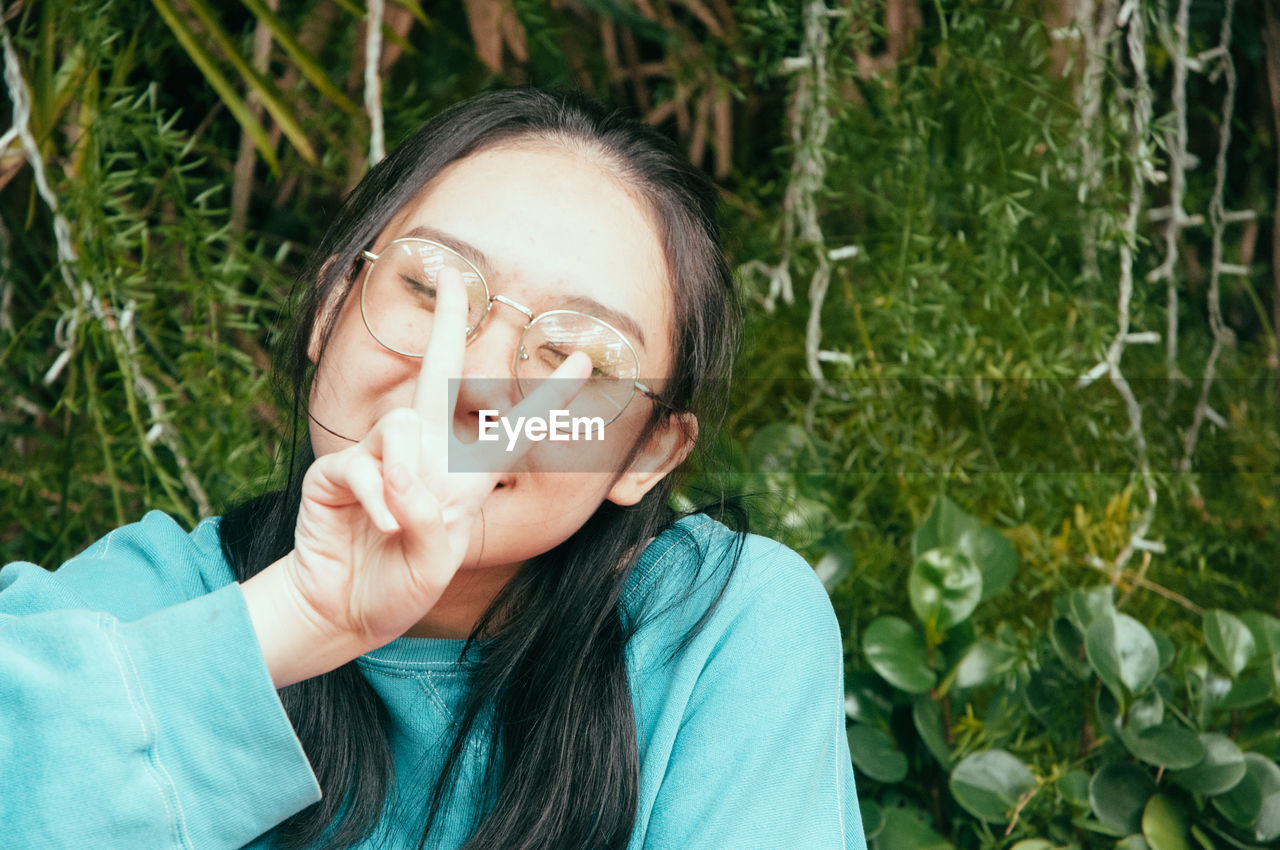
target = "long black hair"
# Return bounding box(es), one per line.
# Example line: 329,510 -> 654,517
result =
219,88 -> 743,849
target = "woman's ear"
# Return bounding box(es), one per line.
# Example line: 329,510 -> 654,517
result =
606,412 -> 698,507
307,256 -> 347,364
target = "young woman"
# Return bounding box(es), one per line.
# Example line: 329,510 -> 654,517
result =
1,89 -> 865,849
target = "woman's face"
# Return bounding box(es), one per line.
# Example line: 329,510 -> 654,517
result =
308,143 -> 686,570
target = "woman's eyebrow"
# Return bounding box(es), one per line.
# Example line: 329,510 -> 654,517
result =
396,225 -> 646,350
559,296 -> 646,350
398,225 -> 494,275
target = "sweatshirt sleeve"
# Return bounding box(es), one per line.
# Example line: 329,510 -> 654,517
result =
639,534 -> 868,850
0,513 -> 321,848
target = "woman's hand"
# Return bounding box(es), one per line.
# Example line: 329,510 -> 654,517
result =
242,269 -> 590,687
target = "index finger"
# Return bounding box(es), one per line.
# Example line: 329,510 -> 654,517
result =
464,351 -> 593,474
414,266 -> 469,429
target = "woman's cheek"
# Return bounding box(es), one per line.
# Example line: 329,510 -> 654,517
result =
309,349 -> 422,455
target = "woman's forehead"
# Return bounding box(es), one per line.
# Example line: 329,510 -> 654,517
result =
381,145 -> 674,359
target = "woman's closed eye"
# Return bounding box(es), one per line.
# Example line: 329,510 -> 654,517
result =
536,344 -> 614,378
401,275 -> 438,306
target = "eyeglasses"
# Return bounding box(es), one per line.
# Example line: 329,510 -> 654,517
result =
357,237 -> 663,425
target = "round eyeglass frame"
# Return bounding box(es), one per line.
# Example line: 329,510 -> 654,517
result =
356,237 -> 665,425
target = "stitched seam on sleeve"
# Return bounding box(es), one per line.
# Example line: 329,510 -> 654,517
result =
833,695 -> 846,839
101,614 -> 194,849
620,517 -> 715,608
98,528 -> 117,560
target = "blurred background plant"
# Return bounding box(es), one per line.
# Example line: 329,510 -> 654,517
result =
2,0 -> 1278,847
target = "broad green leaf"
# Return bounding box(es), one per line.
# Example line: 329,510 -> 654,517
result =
748,423 -> 821,475
909,547 -> 982,632
1217,675 -> 1274,711
1190,669 -> 1230,728
1141,795 -> 1189,850
1026,665 -> 1077,726
1117,837 -> 1150,850
1089,763 -> 1156,834
948,749 -> 1036,823
1238,727 -> 1280,760
1240,611 -> 1280,690
1213,754 -> 1280,841
1067,586 -> 1115,633
1049,617 -> 1091,679
1243,754 -> 1280,842
1128,690 -> 1163,731
953,639 -> 1013,689
1240,611 -> 1280,655
1211,754 -> 1262,827
863,616 -> 936,694
1152,631 -> 1176,671
860,799 -> 884,840
1204,609 -> 1256,677
1072,816 -> 1129,837
1189,825 -> 1215,850
1120,724 -> 1206,770
1058,770 -> 1091,807
150,0 -> 280,174
774,496 -> 835,550
966,526 -> 1017,600
876,807 -> 953,850
912,695 -> 953,768
912,495 -> 978,559
846,724 -> 908,784
1086,612 -> 1159,699
845,672 -> 894,726
814,533 -> 854,591
1171,733 -> 1247,795
1010,842 -> 1053,850
912,496 -> 1016,600
1095,687 -> 1123,740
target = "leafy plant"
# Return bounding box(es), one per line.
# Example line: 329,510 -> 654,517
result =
2,3 -> 1276,846
849,498 -> 1280,850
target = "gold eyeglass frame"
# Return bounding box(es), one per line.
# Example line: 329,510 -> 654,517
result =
357,237 -> 662,425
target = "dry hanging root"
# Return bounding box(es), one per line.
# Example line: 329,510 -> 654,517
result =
1074,0 -> 1254,578
0,0 -> 210,518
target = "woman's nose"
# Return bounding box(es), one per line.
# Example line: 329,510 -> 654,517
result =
451,312 -> 524,441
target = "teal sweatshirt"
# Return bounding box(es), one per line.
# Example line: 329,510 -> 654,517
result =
0,511 -> 866,849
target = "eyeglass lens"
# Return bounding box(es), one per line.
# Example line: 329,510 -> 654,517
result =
360,239 -> 641,423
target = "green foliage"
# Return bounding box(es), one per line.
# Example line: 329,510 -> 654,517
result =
846,498 -> 1280,849
2,0 -> 290,563
3,2 -> 1278,847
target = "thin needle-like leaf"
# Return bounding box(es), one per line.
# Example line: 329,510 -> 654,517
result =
107,29 -> 141,90
180,0 -> 318,164
331,0 -> 417,55
237,0 -> 361,115
331,0 -> 365,19
149,0 -> 281,174
391,0 -> 431,29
